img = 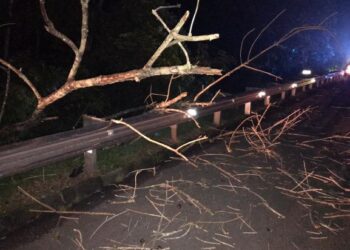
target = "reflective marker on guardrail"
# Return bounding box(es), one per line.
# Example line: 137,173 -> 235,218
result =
186,108 -> 198,117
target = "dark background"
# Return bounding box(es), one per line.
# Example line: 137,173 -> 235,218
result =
0,0 -> 349,136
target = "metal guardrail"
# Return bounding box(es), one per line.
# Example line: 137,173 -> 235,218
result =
0,73 -> 345,178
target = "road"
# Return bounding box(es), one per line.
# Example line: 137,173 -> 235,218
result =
0,80 -> 350,250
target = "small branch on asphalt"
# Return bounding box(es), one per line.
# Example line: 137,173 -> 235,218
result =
72,229 -> 87,250
17,186 -> 56,212
176,136 -> 208,151
222,105 -> 311,160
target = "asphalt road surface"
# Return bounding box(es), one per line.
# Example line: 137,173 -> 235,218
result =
1,80 -> 350,250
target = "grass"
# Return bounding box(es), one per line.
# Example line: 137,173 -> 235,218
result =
0,156 -> 83,216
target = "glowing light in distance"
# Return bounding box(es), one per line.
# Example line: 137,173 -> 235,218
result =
291,83 -> 298,89
86,150 -> 94,154
346,65 -> 350,75
340,70 -> 345,76
186,108 -> 198,117
302,69 -> 312,76
310,78 -> 316,83
257,91 -> 266,98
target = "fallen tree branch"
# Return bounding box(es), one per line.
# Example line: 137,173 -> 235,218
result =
156,92 -> 188,109
0,1 -> 222,132
37,65 -> 221,111
111,119 -> 195,167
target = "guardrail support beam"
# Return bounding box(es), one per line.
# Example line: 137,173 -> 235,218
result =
281,91 -> 286,100
302,86 -> 306,92
309,84 -> 313,90
264,96 -> 271,106
291,88 -> 296,97
84,150 -> 97,176
244,102 -> 251,115
213,111 -> 221,127
83,115 -> 98,175
170,124 -> 178,143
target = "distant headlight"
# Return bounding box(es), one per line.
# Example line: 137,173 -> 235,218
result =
345,64 -> 350,75
302,69 -> 312,76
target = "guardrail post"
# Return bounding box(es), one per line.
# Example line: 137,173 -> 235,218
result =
291,88 -> 296,97
264,96 -> 271,106
309,84 -> 313,90
84,150 -> 97,176
83,115 -> 98,175
170,124 -> 178,143
213,111 -> 221,127
281,91 -> 286,100
302,86 -> 306,92
244,102 -> 251,115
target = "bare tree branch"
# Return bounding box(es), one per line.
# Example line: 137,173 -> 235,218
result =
194,17 -> 329,102
37,64 -> 221,111
172,33 -> 219,42
189,0 -> 200,36
165,75 -> 175,103
39,0 -> 79,53
240,28 -> 255,64
247,10 -> 286,60
146,11 -> 190,68
243,64 -> 282,80
0,58 -> 41,101
40,0 -> 89,81
1,1 -> 222,132
154,4 -> 181,12
148,9 -> 219,68
151,7 -> 191,66
156,92 -> 188,109
111,119 -> 194,166
67,0 -> 89,81
161,108 -> 201,128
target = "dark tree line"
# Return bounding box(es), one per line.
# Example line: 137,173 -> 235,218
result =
0,0 -> 347,141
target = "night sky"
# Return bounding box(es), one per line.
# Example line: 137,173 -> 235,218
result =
0,0 -> 350,133
177,0 -> 350,61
